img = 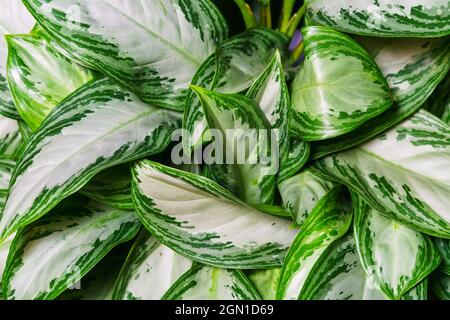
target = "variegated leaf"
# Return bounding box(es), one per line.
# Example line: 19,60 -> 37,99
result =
276,186 -> 352,300
312,37 -> 450,159
80,164 -> 133,211
306,0 -> 450,38
132,160 -> 298,269
2,198 -> 140,300
0,234 -> 14,299
278,139 -> 310,184
278,169 -> 335,226
353,193 -> 441,299
0,115 -> 22,158
246,268 -> 281,300
434,238 -> 450,275
0,78 -> 181,239
0,0 -> 35,120
112,230 -> 193,300
312,110 -> 450,238
162,265 -> 261,300
190,86 -> 276,205
23,0 -> 228,110
432,271 -> 450,300
182,28 -> 288,154
6,32 -> 93,131
0,158 -> 14,191
299,232 -> 426,300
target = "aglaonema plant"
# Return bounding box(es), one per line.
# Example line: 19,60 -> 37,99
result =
0,0 -> 449,300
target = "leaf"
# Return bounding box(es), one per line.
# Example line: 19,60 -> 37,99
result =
2,197 -> 140,300
0,0 -> 35,120
162,264 -> 261,300
6,33 -> 93,131
80,164 -> 133,211
132,160 -> 298,269
434,238 -> 450,275
246,268 -> 281,300
0,158 -> 14,192
0,115 -> 22,158
431,271 -> 450,300
190,86 -> 276,205
311,37 -> 450,159
353,192 -> 441,299
311,110 -> 450,238
182,28 -> 288,154
278,169 -> 335,226
306,0 -> 450,37
425,72 -> 449,119
0,235 -> 14,299
277,139 -> 310,184
290,26 -> 393,141
23,0 -> 228,110
0,78 -> 181,239
276,185 -> 353,300
112,230 -> 193,300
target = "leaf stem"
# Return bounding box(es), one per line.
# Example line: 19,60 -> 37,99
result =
279,0 -> 296,32
234,0 -> 257,29
286,3 -> 307,37
260,1 -> 272,28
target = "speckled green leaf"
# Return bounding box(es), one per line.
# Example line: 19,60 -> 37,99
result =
80,164 -> 133,211
2,197 -> 140,300
432,271 -> 450,300
6,33 -> 93,131
276,186 -> 353,299
0,78 -> 181,240
290,26 -> 393,141
353,193 -> 441,299
163,264 -> 261,300
434,238 -> 450,275
112,230 -> 193,300
312,110 -> 450,238
0,234 -> 14,299
190,86 -> 276,205
278,139 -> 310,184
182,28 -> 288,154
0,0 -> 35,120
0,116 -> 22,158
23,0 -> 228,110
132,160 -> 298,269
246,268 -> 281,300
311,37 -> 450,159
278,169 -> 335,226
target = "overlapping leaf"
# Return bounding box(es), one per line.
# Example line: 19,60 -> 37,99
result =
132,160 -> 298,269
0,116 -> 22,158
2,198 -> 140,300
434,238 -> 450,275
6,32 -> 93,131
0,78 -> 181,239
113,231 -> 193,300
163,265 -> 260,300
246,268 -> 281,300
23,0 -> 228,110
290,26 -> 393,141
353,193 -> 440,299
306,0 -> 450,37
278,139 -> 310,184
312,110 -> 450,238
431,271 -> 450,300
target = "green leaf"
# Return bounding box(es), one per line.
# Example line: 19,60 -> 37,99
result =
246,268 -> 281,300
182,28 -> 288,154
112,230 -> 193,300
278,169 -> 335,226
276,185 -> 352,300
434,238 -> 450,275
431,271 -> 450,300
353,192 -> 441,300
0,78 -> 181,239
312,110 -> 450,238
306,0 -> 450,37
0,234 -> 14,299
277,139 -> 310,184
290,26 -> 393,141
162,264 -> 261,300
0,0 -> 35,120
23,0 -> 228,110
2,197 -> 140,300
311,37 -> 450,159
80,164 -> 133,211
190,86 -> 276,205
6,33 -> 94,131
132,160 -> 298,269
0,158 -> 14,192
425,73 -> 449,119
0,116 -> 22,159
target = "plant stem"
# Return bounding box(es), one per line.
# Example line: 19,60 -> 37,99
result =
234,0 -> 257,29
286,3 -> 307,36
279,0 -> 296,32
